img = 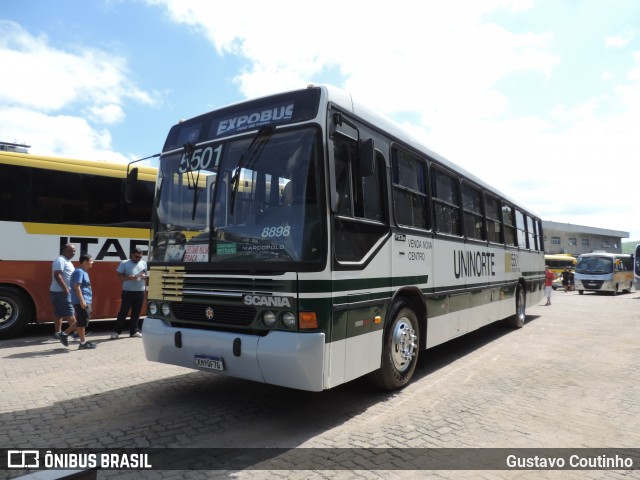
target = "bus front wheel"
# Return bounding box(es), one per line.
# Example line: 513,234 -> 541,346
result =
0,286 -> 32,339
368,302 -> 420,391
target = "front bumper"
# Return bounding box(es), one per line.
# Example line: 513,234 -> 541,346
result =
141,317 -> 326,391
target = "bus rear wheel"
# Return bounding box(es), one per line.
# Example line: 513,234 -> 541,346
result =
0,286 -> 32,339
505,284 -> 525,328
368,302 -> 420,391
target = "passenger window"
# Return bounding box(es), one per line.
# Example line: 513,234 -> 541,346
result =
462,183 -> 485,240
333,135 -> 387,263
432,169 -> 461,236
502,205 -> 517,246
334,141 -> 354,217
526,215 -> 537,250
0,164 -> 29,222
536,220 -> 544,251
515,210 -> 527,249
392,149 -> 429,230
485,195 -> 502,244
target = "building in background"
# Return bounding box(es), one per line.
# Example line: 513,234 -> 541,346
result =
542,221 -> 629,255
0,142 -> 30,153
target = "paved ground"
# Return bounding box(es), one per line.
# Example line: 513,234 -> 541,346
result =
1,288 -> 639,480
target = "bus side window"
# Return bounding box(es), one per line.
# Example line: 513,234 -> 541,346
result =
332,136 -> 388,263
432,168 -> 461,236
360,152 -> 385,221
0,164 -> 29,222
502,204 -> 517,247
526,215 -> 537,250
392,148 -> 429,230
334,141 -> 354,216
515,210 -> 527,249
461,183 -> 485,240
485,195 -> 503,244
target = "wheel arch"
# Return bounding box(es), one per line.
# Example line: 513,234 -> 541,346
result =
0,283 -> 37,339
0,278 -> 40,320
389,286 -> 427,351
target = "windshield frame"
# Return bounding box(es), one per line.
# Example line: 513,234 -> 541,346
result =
575,255 -> 614,275
150,124 -> 327,273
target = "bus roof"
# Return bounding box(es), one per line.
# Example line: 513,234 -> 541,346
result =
0,151 -> 157,181
577,252 -> 631,258
172,84 -> 539,219
320,84 -> 540,219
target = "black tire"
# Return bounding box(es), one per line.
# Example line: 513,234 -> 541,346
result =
578,290 -> 584,295
0,286 -> 33,339
505,284 -> 525,328
368,302 -> 420,391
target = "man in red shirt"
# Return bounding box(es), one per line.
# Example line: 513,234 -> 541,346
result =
544,265 -> 556,305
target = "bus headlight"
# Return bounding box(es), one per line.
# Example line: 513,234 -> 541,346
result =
161,303 -> 171,316
281,312 -> 296,329
263,311 -> 276,327
148,302 -> 158,315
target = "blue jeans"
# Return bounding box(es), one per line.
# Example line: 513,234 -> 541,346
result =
114,291 -> 145,335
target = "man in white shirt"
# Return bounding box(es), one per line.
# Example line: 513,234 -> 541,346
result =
111,248 -> 148,339
50,243 -> 76,343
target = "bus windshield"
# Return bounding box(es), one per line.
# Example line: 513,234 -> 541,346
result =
151,126 -> 324,268
576,256 -> 613,274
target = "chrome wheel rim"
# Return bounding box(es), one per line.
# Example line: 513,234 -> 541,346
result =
391,317 -> 417,372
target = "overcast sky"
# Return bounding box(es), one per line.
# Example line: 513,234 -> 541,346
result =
1,0 -> 639,240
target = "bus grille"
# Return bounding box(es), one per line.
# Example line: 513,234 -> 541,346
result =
170,302 -> 256,326
582,280 -> 604,289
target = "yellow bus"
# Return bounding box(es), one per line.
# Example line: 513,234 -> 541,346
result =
575,253 -> 633,295
544,254 -> 577,290
0,150 -> 157,338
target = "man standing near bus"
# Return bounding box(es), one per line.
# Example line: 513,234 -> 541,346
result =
70,254 -> 96,350
561,267 -> 572,293
111,248 -> 147,339
544,265 -> 556,306
50,243 -> 76,342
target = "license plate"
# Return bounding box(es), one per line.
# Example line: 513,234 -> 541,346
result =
194,354 -> 224,371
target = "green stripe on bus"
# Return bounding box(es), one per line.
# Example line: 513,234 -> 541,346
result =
298,275 -> 429,293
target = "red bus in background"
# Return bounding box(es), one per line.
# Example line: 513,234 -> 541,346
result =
0,149 -> 156,338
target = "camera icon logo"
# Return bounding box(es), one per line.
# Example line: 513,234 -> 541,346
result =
7,450 -> 40,468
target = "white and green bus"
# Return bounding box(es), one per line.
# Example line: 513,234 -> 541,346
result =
139,85 -> 545,391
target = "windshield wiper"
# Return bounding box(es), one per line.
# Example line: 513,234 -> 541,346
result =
182,142 -> 202,221
229,125 -> 274,215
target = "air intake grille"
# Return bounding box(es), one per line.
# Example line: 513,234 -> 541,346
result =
582,280 -> 604,289
170,302 -> 256,326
